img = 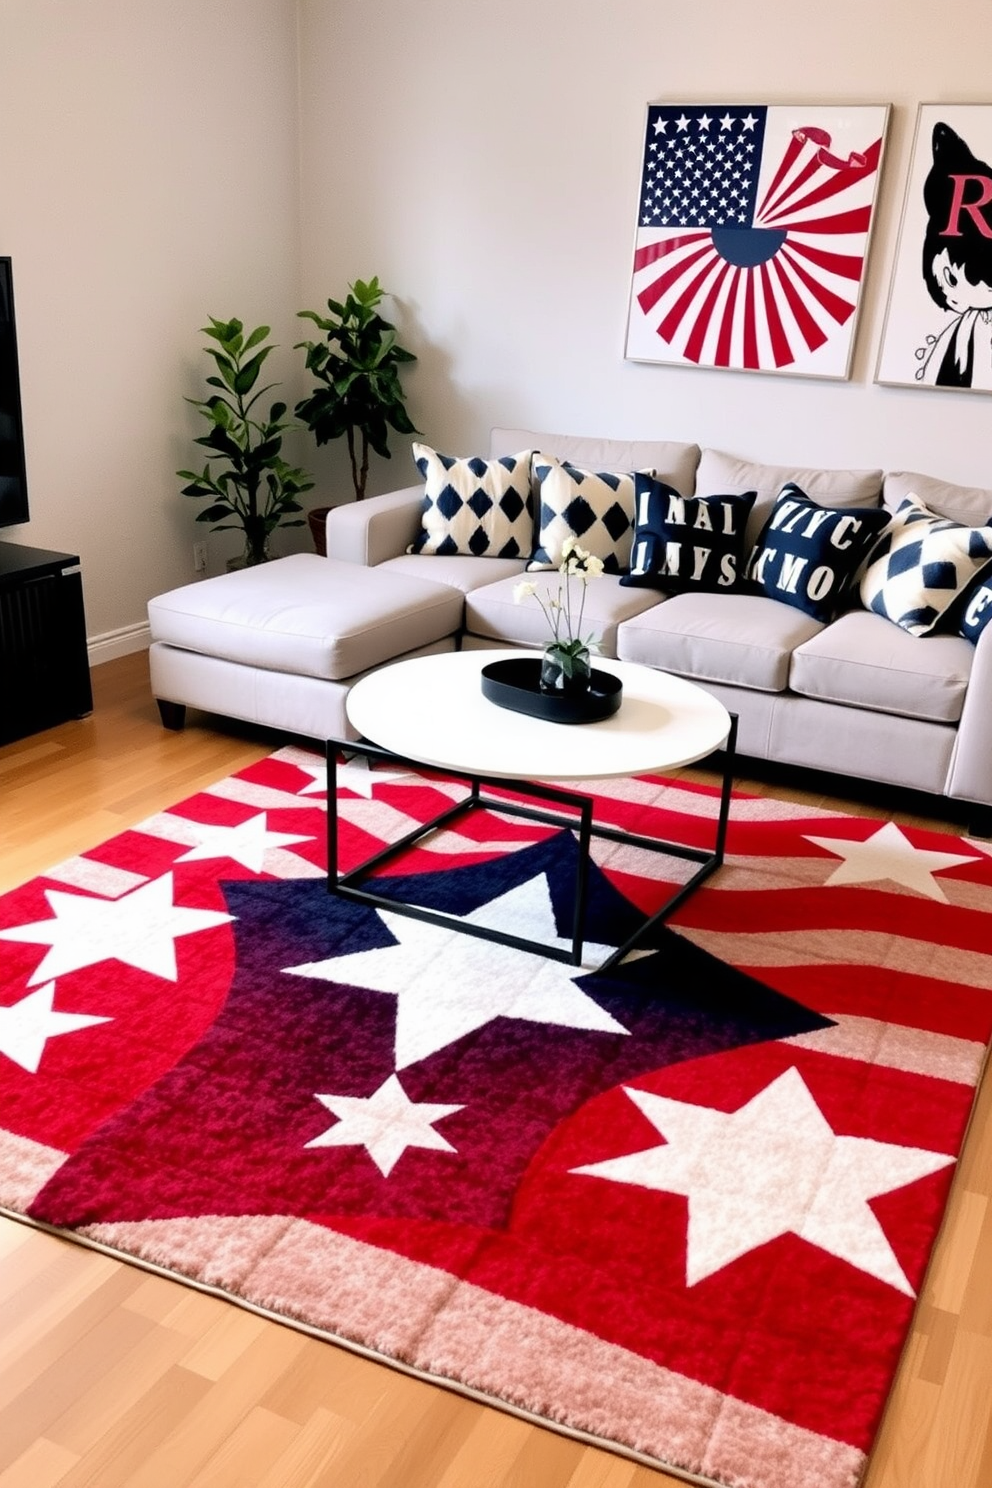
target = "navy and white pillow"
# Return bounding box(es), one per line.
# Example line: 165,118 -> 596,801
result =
408,445 -> 533,558
621,476 -> 756,592
527,455 -> 640,574
958,572 -> 992,643
860,493 -> 992,637
745,483 -> 891,622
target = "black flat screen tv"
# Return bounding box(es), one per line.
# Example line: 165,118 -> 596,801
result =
0,257 -> 30,529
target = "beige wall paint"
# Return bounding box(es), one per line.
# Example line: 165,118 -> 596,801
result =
298,0 -> 992,497
0,0 -> 302,645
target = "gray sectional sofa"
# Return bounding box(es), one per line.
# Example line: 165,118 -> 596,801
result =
147,425 -> 992,830
320,427 -> 992,829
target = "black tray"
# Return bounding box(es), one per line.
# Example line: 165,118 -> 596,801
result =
480,657 -> 623,724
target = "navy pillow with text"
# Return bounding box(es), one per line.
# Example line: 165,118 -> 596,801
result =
745,483 -> 891,622
958,570 -> 992,643
621,476 -> 756,593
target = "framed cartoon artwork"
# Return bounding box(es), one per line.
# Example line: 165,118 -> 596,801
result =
624,103 -> 890,380
876,104 -> 992,393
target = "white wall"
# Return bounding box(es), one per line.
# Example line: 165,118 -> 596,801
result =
4,0 -> 992,652
0,0 -> 303,649
298,0 -> 992,499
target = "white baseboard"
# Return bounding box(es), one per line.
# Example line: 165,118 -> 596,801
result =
88,622 -> 151,666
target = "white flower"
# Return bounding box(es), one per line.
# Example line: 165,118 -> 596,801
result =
512,542 -> 602,655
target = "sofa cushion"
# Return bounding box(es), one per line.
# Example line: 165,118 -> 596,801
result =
958,571 -> 992,643
465,572 -> 660,659
744,483 -> 892,622
377,552 -> 528,594
695,449 -> 884,551
616,591 -> 822,692
147,554 -> 464,682
859,493 -> 992,637
527,455 -> 641,574
621,477 -> 756,593
883,470 -> 992,526
408,444 -> 533,558
790,610 -> 974,723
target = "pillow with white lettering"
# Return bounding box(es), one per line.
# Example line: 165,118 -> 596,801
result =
745,483 -> 891,622
620,476 -> 756,592
958,570 -> 992,643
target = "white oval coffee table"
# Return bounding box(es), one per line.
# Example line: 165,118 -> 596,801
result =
346,650 -> 732,781
327,650 -> 737,972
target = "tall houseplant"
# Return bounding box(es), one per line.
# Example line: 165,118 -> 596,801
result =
178,317 -> 314,566
295,277 -> 417,501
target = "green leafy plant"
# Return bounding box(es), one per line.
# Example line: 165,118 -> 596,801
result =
178,317 -> 314,565
295,277 -> 417,501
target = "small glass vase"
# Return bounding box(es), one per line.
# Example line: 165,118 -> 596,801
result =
226,533 -> 271,572
539,643 -> 592,695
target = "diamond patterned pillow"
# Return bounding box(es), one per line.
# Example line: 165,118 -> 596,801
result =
527,455 -> 642,574
859,493 -> 992,637
408,444 -> 534,558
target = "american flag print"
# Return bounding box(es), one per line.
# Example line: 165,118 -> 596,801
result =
624,104 -> 889,377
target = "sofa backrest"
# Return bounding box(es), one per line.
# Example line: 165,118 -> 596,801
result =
694,449 -> 884,550
488,427 -> 700,497
884,471 -> 992,525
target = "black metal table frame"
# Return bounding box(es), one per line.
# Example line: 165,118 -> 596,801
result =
325,713 -> 737,975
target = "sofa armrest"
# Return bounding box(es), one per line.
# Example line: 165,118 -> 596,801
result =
949,623 -> 992,810
324,485 -> 424,566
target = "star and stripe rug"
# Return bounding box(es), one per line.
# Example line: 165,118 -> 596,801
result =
1,746 -> 990,1488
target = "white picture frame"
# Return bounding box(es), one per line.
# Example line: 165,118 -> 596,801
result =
877,103 -> 992,393
624,103 -> 890,380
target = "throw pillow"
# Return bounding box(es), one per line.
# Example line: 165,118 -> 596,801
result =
745,483 -> 892,623
620,475 -> 756,592
527,455 -> 641,574
408,444 -> 533,558
958,571 -> 992,643
860,493 -> 992,638
957,568 -> 992,639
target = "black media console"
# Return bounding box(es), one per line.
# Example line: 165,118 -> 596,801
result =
0,542 -> 93,744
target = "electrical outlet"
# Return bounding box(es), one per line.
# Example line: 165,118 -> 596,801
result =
193,541 -> 207,574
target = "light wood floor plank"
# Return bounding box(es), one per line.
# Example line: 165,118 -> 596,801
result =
0,651 -> 988,1486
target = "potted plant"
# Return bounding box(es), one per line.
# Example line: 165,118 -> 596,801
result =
178,317 -> 314,567
295,277 -> 417,505
514,538 -> 605,693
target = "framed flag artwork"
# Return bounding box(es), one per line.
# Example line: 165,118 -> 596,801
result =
877,103 -> 992,393
624,103 -> 890,379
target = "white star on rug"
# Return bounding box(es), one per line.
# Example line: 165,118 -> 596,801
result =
285,872 -> 628,1069
174,812 -> 312,871
804,821 -> 980,901
0,982 -> 111,1074
572,1066 -> 954,1295
305,1073 -> 463,1175
0,874 -> 234,985
297,755 -> 409,798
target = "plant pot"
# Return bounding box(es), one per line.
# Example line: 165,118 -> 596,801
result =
539,644 -> 592,695
226,534 -> 272,572
308,506 -> 332,557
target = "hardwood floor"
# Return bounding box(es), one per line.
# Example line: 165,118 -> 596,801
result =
0,651 -> 989,1487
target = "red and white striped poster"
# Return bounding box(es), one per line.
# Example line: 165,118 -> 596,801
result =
625,104 -> 889,379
